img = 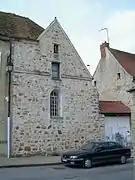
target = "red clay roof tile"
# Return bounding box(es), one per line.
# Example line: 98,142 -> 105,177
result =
110,48 -> 135,77
99,101 -> 130,114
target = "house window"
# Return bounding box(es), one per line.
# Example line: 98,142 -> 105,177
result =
117,73 -> 121,79
94,81 -> 96,87
133,76 -> 135,82
54,44 -> 59,54
50,90 -> 59,117
52,62 -> 60,79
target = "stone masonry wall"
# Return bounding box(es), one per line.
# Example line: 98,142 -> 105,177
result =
130,90 -> 135,169
12,73 -> 104,156
11,19 -> 104,156
93,48 -> 133,107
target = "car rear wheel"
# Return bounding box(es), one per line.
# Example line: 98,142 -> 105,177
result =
83,159 -> 92,168
120,155 -> 127,164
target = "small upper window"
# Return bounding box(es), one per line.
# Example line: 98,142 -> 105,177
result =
94,81 -> 96,87
117,73 -> 121,79
133,76 -> 135,82
54,44 -> 59,54
52,62 -> 60,79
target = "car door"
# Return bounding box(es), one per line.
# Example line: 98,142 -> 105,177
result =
91,143 -> 109,164
107,142 -> 123,162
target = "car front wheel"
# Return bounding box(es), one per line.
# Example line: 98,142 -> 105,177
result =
120,155 -> 127,164
83,158 -> 92,168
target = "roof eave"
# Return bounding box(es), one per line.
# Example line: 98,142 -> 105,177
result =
100,112 -> 131,116
0,34 -> 39,42
127,87 -> 135,92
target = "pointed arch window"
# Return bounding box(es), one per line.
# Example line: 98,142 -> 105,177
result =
50,89 -> 59,117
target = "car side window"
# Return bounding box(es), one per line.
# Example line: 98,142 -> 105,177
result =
102,143 -> 109,150
108,142 -> 122,149
95,143 -> 108,152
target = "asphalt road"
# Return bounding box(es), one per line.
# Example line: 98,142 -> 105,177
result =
0,163 -> 133,180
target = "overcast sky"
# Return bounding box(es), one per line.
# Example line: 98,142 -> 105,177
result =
1,0 -> 135,74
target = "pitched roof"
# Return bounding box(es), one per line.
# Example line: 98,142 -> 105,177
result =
99,101 -> 130,114
0,11 -> 44,40
109,48 -> 135,77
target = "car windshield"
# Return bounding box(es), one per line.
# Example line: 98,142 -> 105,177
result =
81,142 -> 100,150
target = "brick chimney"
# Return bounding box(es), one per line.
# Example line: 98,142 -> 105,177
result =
100,41 -> 109,58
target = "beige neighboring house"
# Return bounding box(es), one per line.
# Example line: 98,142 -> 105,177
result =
93,41 -> 135,108
93,41 -> 135,145
0,11 -> 104,157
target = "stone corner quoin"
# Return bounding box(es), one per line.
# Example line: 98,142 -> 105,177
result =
11,19 -> 104,156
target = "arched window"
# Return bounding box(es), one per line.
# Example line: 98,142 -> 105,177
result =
50,90 -> 59,117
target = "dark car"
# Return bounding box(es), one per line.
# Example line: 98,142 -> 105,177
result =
61,141 -> 131,168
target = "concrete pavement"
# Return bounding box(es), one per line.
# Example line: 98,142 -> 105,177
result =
0,163 -> 133,180
0,156 -> 61,168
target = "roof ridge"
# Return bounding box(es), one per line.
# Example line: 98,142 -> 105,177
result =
0,11 -> 29,20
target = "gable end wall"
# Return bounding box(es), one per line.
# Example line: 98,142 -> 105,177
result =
11,31 -> 104,156
93,48 -> 133,107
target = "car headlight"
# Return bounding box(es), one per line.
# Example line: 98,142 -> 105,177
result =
70,156 -> 78,159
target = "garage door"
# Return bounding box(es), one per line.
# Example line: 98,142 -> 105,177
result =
105,116 -> 131,145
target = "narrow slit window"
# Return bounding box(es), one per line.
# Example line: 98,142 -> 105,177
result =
54,44 -> 59,54
117,73 -> 121,79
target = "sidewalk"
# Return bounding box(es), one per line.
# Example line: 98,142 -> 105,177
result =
0,156 -> 61,168
0,156 -> 133,169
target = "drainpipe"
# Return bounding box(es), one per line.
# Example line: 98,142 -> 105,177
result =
6,41 -> 13,158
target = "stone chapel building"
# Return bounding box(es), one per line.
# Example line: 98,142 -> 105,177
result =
0,12 -> 104,156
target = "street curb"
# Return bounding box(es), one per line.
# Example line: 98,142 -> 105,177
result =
0,162 -> 62,169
